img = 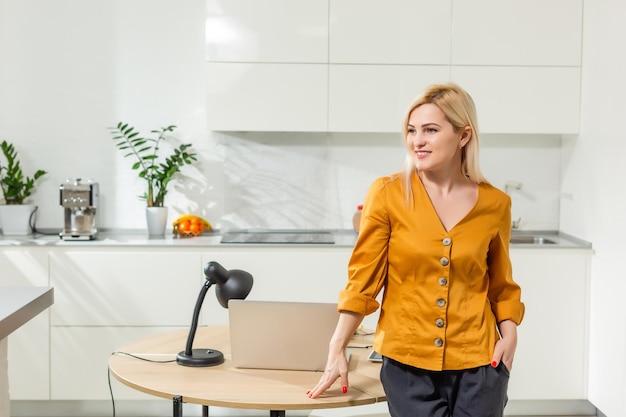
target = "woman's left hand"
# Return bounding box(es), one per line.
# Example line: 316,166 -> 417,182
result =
491,319 -> 518,371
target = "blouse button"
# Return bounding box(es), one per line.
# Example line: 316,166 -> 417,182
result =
438,277 -> 448,286
435,318 -> 444,328
436,298 -> 446,307
440,257 -> 449,266
434,338 -> 443,347
442,237 -> 451,246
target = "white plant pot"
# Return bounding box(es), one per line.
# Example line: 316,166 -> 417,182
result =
146,206 -> 168,236
0,204 -> 36,235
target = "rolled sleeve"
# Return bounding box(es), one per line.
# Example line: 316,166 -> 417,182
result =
338,289 -> 380,316
492,299 -> 525,325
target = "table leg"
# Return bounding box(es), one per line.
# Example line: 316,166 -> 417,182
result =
0,339 -> 9,417
171,397 -> 280,417
173,395 -> 183,417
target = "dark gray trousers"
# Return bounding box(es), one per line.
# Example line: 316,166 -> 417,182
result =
380,357 -> 509,417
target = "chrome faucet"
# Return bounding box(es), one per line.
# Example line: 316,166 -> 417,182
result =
504,181 -> 523,195
504,181 -> 523,229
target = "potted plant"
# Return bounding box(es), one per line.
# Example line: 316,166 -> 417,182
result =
0,140 -> 48,235
109,122 -> 197,235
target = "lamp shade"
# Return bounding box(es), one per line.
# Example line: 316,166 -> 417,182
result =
205,261 -> 253,308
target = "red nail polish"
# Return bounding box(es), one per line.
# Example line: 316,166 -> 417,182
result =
342,386 -> 347,394
306,390 -> 310,395
491,361 -> 497,368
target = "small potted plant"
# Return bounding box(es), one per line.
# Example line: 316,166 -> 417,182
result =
109,122 -> 197,235
0,140 -> 48,235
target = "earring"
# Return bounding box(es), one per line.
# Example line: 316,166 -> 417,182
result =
459,144 -> 463,150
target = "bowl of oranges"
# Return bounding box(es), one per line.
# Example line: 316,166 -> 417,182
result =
172,214 -> 212,238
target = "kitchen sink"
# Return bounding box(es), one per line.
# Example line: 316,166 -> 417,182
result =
509,236 -> 557,245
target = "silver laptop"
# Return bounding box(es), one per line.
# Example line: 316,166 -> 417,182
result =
228,300 -> 339,371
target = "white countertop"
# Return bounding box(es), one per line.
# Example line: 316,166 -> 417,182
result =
0,287 -> 54,340
0,229 -> 591,249
0,229 -> 360,247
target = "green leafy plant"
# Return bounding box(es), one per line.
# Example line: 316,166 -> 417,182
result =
109,122 -> 198,207
0,140 -> 47,205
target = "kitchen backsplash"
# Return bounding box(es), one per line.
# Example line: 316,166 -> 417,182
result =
215,132 -> 560,231
1,130 -> 560,233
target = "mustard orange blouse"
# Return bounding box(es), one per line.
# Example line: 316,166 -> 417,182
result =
338,173 -> 525,371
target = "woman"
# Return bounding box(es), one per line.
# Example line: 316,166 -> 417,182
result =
307,83 -> 525,417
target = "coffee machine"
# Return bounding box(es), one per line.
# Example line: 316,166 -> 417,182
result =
59,178 -> 99,240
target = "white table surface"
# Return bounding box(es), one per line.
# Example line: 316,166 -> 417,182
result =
0,287 -> 54,340
0,286 -> 53,417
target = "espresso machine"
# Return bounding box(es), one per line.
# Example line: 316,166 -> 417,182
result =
59,178 -> 99,240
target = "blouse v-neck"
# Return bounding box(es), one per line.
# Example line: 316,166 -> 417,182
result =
414,175 -> 480,233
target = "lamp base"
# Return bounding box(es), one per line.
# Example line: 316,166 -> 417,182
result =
176,348 -> 224,367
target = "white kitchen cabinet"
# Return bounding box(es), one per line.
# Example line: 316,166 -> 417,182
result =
451,0 -> 582,66
3,242 -> 592,408
1,248 -> 49,400
50,326 -> 182,400
328,65 -> 449,132
205,0 -> 582,133
207,63 -> 328,131
49,250 -> 202,326
330,64 -> 581,134
48,249 -> 203,400
508,248 -> 591,400
198,247 -> 381,328
329,0 -> 451,64
201,246 -> 591,401
205,0 -> 328,63
452,66 -> 581,134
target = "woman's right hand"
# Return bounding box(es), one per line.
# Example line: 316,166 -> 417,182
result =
306,311 -> 364,399
306,348 -> 350,398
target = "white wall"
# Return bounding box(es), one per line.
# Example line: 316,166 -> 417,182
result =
560,1 -> 626,416
0,0 -> 562,234
0,0 -> 208,231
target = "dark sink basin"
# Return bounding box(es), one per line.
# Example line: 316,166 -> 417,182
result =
510,236 -> 556,245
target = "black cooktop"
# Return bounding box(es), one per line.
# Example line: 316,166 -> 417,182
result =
220,231 -> 335,244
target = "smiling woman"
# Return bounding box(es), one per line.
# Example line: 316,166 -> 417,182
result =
308,83 -> 524,417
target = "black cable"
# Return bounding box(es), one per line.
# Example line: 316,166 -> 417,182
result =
108,351 -> 177,417
111,351 -> 177,363
107,367 -> 116,417
28,206 -> 62,236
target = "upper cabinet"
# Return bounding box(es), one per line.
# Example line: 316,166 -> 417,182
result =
452,66 -> 581,134
205,0 -> 328,63
329,65 -> 449,132
206,0 -> 329,131
329,0 -> 451,65
207,63 -> 328,131
206,0 -> 583,133
451,0 -> 582,66
449,0 -> 582,134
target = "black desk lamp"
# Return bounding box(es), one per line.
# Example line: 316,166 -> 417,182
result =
176,261 -> 253,367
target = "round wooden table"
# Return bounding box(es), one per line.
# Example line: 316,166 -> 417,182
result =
108,326 -> 385,417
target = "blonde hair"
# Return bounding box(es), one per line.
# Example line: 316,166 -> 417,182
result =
402,83 -> 488,203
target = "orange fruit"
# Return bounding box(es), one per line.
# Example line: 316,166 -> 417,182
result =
178,220 -> 191,233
